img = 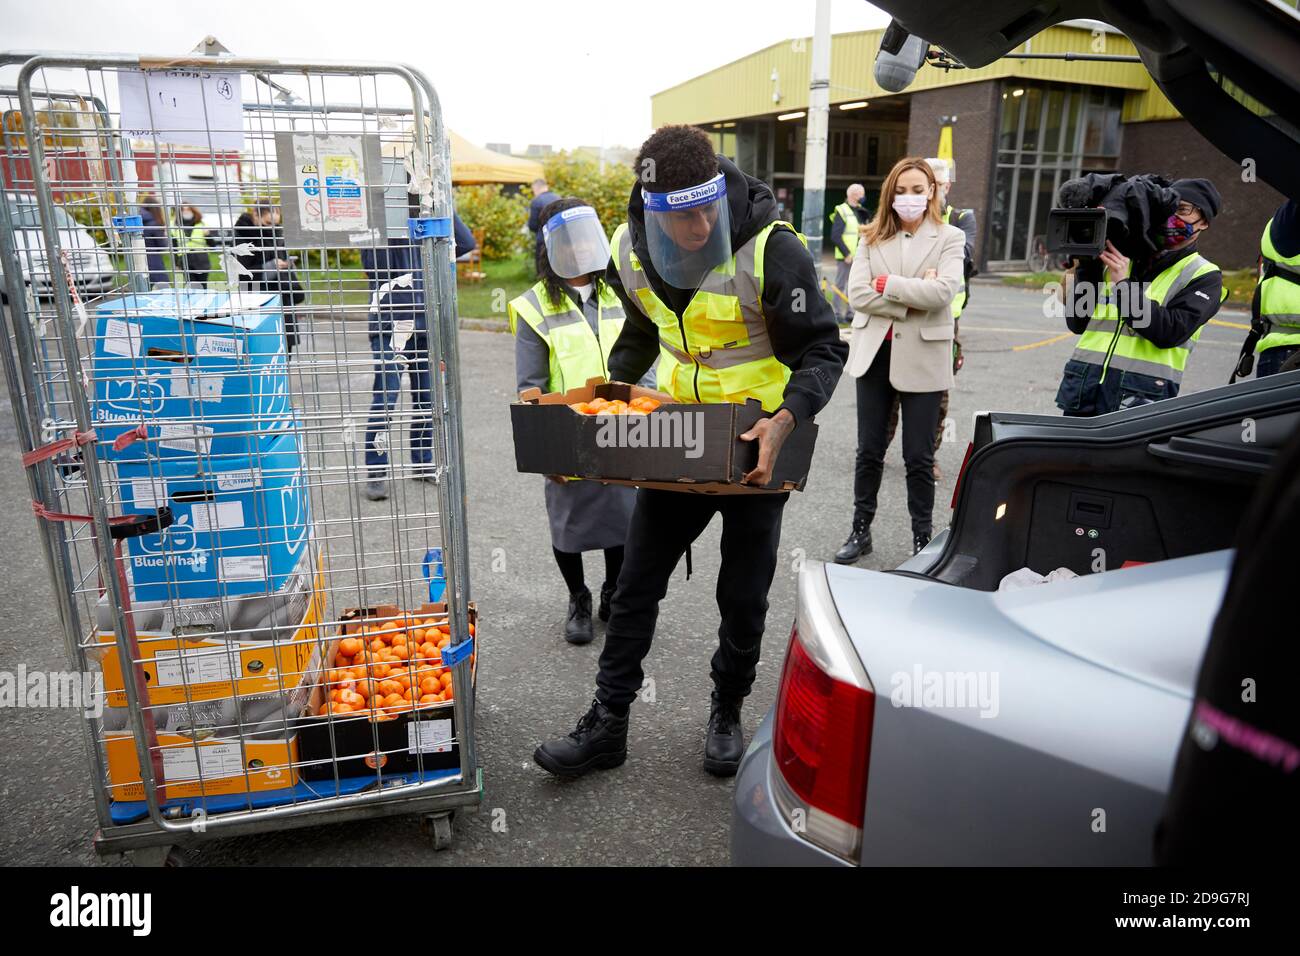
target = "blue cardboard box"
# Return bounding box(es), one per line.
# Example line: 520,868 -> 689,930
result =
116,429 -> 311,603
92,290 -> 293,464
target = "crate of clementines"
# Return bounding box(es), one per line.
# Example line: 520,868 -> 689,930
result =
296,602 -> 477,780
510,377 -> 818,493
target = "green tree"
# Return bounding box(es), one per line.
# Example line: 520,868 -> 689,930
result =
453,184 -> 530,260
541,152 -> 636,236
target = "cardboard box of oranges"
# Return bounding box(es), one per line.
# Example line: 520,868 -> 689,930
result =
103,730 -> 300,802
510,377 -> 818,494
296,601 -> 477,780
90,552 -> 327,707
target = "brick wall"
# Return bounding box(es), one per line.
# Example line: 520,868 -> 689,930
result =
1118,118 -> 1284,270
905,80 -> 1000,269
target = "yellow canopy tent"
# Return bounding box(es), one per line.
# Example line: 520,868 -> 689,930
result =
449,130 -> 543,185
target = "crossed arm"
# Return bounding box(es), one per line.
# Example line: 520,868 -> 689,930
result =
847,228 -> 965,320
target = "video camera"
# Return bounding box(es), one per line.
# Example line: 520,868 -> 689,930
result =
1046,208 -> 1109,259
1044,173 -> 1179,262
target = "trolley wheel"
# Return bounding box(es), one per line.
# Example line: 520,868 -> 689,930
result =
419,811 -> 455,850
127,844 -> 191,867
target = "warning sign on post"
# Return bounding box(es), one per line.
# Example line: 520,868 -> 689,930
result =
275,132 -> 385,249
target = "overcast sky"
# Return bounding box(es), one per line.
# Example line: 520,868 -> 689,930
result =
2,0 -> 890,151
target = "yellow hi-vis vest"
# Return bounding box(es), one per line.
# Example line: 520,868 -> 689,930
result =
611,220 -> 796,412
507,280 -> 627,394
1256,216 -> 1300,354
169,223 -> 209,250
942,206 -> 968,319
1070,250 -> 1222,386
831,202 -> 860,261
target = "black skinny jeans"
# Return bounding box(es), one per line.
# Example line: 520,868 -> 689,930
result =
852,338 -> 944,537
596,487 -> 788,713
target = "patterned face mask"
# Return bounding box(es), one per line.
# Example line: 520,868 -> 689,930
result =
1161,213 -> 1196,244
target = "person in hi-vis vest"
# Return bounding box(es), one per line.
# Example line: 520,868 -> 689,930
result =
509,198 -> 650,646
830,183 -> 869,323
533,125 -> 847,781
1055,178 -> 1224,416
1253,199 -> 1300,378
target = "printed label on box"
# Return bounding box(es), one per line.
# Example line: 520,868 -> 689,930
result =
221,554 -> 267,582
161,740 -> 243,782
195,335 -> 243,359
153,645 -> 235,687
131,478 -> 168,510
189,500 -> 245,532
216,471 -> 260,491
157,422 -> 214,454
171,367 -> 226,401
407,718 -> 452,754
103,318 -> 141,357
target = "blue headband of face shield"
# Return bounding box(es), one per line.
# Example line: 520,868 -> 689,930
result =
641,172 -> 727,212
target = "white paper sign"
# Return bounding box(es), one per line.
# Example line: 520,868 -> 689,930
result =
189,500 -> 245,533
117,69 -> 244,150
220,554 -> 266,582
292,133 -> 368,232
407,718 -> 453,754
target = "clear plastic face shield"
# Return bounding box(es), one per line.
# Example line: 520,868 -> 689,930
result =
641,172 -> 732,289
542,205 -> 611,278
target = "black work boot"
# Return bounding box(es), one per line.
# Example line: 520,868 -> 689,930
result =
703,692 -> 745,777
913,529 -> 933,556
534,698 -> 629,777
834,518 -> 872,564
597,581 -> 615,623
564,588 -> 593,645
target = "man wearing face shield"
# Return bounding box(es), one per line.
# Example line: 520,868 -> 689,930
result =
509,198 -> 648,646
533,125 -> 848,780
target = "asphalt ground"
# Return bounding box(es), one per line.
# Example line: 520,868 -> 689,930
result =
0,281 -> 1251,865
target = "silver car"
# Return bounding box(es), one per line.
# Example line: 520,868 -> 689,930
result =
1,191 -> 118,300
733,372 -> 1300,865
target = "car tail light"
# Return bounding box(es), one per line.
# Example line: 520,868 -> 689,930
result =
951,440 -> 974,509
772,563 -> 874,862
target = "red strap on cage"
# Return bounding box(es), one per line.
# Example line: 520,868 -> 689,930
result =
112,423 -> 149,452
30,500 -> 147,529
20,429 -> 97,469
27,490 -> 169,801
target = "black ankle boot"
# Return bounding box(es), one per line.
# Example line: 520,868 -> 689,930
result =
703,692 -> 745,777
913,529 -> 933,556
834,518 -> 872,564
534,698 -> 629,777
564,588 -> 594,645
598,581 -> 615,623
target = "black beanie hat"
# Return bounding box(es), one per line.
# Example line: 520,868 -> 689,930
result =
1172,178 -> 1222,223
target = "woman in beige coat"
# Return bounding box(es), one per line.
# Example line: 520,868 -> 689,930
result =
834,157 -> 965,562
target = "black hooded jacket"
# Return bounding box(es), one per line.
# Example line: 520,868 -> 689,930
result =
605,155 -> 847,425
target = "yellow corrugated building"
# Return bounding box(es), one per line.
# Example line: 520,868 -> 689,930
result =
650,22 -> 1266,270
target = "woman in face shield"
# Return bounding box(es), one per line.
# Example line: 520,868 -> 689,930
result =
508,198 -> 650,646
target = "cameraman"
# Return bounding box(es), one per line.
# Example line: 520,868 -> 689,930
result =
1055,178 -> 1224,416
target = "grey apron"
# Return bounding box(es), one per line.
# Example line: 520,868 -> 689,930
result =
544,291 -> 637,553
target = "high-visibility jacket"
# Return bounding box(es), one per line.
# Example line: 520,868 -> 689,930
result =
830,202 -> 860,260
942,206 -> 969,319
1070,250 -> 1222,386
611,221 -> 796,412
507,280 -> 627,394
1256,217 -> 1300,354
169,222 -> 209,250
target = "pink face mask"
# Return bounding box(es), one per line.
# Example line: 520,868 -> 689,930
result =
892,194 -> 929,220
